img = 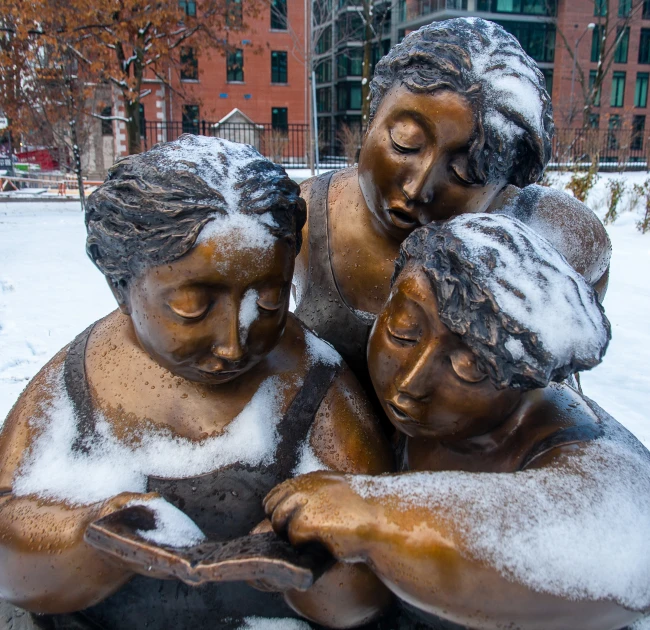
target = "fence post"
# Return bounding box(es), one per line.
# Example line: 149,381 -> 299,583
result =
201,120 -> 207,137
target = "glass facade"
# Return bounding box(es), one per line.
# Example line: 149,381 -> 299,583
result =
495,21 -> 555,62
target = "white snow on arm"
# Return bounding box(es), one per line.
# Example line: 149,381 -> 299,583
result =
349,418 -> 650,610
239,288 -> 259,343
128,497 -> 205,547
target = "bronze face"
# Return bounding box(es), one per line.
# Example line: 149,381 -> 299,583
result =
118,229 -> 294,385
367,264 -> 520,440
357,86 -> 503,240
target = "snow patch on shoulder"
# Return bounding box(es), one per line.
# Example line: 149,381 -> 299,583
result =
304,330 -> 342,367
13,368 -> 286,505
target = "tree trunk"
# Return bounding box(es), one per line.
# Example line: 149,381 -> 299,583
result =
124,98 -> 142,155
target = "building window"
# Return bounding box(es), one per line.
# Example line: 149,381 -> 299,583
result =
272,107 -> 288,130
179,0 -> 196,16
316,26 -> 332,54
495,21 -> 555,63
100,106 -> 113,136
614,27 -> 630,63
641,29 -> 650,64
226,0 -> 243,28
611,71 -> 626,107
315,59 -> 332,83
271,0 -> 287,29
632,115 -> 646,150
619,0 -> 631,16
182,105 -> 199,134
608,114 -> 621,150
271,51 -> 288,83
644,0 -> 650,18
337,50 -> 362,78
594,0 -> 607,15
636,72 -> 649,107
317,87 -> 332,112
542,68 -> 553,95
589,70 -> 601,106
591,26 -> 601,63
180,47 -> 198,80
479,0 -> 555,14
227,49 -> 244,82
337,84 -> 362,110
589,113 -> 600,128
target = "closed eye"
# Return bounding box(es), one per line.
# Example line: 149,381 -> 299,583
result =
387,325 -> 419,345
168,303 -> 210,321
450,164 -> 475,186
390,131 -> 420,154
256,299 -> 283,312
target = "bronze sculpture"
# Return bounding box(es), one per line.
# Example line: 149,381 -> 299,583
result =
294,18 -> 611,382
266,214 -> 650,630
0,135 -> 393,629
0,16 -> 643,630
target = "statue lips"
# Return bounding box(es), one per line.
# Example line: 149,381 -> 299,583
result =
386,207 -> 420,231
386,400 -> 421,427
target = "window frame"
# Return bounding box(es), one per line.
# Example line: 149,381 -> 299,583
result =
226,49 -> 244,82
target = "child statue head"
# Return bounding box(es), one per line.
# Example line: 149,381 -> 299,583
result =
358,17 -> 554,239
86,134 -> 306,384
367,214 -> 610,439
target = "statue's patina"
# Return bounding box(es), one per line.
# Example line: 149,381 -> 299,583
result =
267,214 -> 650,630
0,135 -> 392,629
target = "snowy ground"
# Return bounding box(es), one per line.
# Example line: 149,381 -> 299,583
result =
0,175 -> 649,450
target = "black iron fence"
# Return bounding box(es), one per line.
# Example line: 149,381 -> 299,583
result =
551,127 -> 650,169
143,120 -> 349,169
143,121 -> 650,171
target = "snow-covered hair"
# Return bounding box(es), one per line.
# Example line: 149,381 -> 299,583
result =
392,214 -> 610,390
85,134 -> 305,286
369,18 -> 554,187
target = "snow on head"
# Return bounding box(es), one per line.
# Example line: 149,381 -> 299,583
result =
445,213 -> 609,373
147,134 -> 263,213
349,410 -> 650,611
461,17 -> 545,143
148,135 -> 281,262
128,497 -> 206,547
13,368 -> 286,505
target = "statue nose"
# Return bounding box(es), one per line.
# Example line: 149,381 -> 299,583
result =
210,300 -> 245,364
402,175 -> 434,205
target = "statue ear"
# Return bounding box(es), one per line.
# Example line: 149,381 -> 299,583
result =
106,277 -> 131,315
